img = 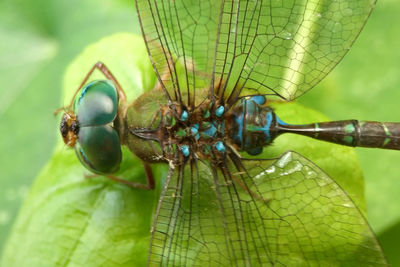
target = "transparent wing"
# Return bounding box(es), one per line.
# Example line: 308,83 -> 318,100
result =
148,152 -> 387,266
135,0 -> 376,106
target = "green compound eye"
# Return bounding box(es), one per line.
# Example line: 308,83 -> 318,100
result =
74,80 -> 118,127
75,125 -> 122,174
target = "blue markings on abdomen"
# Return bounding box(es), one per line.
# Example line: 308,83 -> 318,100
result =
233,114 -> 244,145
250,95 -> 266,105
231,97 -> 289,155
264,112 -> 273,142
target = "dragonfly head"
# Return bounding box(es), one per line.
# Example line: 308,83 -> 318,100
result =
60,111 -> 79,147
59,80 -> 122,174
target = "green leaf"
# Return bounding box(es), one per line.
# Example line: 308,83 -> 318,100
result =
2,33 -> 369,266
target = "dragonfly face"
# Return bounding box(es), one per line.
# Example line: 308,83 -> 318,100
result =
59,80 -> 122,174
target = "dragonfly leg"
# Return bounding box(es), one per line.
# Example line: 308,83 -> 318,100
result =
54,61 -> 128,115
90,61 -> 127,102
85,162 -> 155,190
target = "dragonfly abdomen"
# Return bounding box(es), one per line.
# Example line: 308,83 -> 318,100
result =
229,97 -> 400,154
356,121 -> 400,149
278,120 -> 400,150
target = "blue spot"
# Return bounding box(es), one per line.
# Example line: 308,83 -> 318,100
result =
191,127 -> 198,135
203,122 -> 217,137
250,95 -> 266,105
215,106 -> 225,117
195,133 -> 200,140
263,112 -> 273,141
181,111 -> 188,121
181,145 -> 190,157
193,123 -> 199,129
214,141 -> 226,153
233,114 -> 244,144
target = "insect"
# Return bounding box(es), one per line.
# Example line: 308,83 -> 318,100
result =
57,0 -> 394,265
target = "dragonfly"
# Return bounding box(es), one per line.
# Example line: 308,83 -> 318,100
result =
57,0 -> 395,265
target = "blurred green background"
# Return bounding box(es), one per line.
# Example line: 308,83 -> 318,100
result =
0,0 -> 399,265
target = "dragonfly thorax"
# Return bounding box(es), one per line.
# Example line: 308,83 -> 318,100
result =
129,99 -> 228,162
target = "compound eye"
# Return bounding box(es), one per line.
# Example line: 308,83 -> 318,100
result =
75,125 -> 122,174
74,80 -> 118,127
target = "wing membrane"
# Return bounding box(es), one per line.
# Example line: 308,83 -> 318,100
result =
135,0 -> 376,106
135,0 -> 221,107
148,152 -> 387,266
